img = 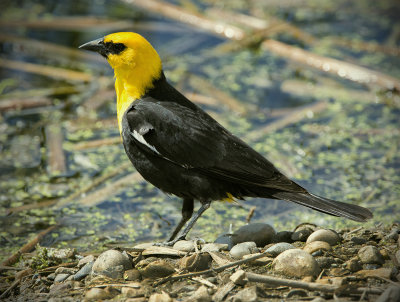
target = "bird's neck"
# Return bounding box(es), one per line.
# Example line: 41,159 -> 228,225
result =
114,64 -> 162,133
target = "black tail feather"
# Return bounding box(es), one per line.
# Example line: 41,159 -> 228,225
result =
273,192 -> 373,222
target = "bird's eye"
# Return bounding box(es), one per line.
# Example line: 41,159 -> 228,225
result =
105,42 -> 126,55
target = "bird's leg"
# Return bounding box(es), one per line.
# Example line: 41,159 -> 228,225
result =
167,198 -> 194,242
156,201 -> 211,246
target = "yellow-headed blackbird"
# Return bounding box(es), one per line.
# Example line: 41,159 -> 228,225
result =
80,32 -> 372,244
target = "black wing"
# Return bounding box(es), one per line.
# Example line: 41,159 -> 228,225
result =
124,97 -> 305,193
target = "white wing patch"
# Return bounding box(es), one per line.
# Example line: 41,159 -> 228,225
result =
131,130 -> 160,154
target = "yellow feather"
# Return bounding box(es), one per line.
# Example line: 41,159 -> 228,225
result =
222,192 -> 235,203
103,32 -> 162,133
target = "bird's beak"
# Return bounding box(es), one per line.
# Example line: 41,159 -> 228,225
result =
79,37 -> 105,53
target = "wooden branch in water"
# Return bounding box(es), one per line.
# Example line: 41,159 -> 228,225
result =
46,124 -> 67,176
0,98 -> 52,112
0,58 -> 92,82
7,199 -> 57,214
262,39 -> 400,91
1,224 -> 59,267
55,161 -> 133,208
247,100 -> 328,142
123,0 -> 245,40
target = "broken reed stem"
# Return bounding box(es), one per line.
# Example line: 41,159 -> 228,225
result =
246,272 -> 383,295
154,250 -> 271,286
0,58 -> 92,82
1,224 -> 59,268
46,124 -> 67,176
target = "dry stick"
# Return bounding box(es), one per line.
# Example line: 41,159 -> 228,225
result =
154,250 -> 271,286
46,124 -> 67,176
124,0 -> 245,40
0,16 -> 135,32
1,224 -> 59,267
72,137 -> 122,151
0,98 -> 52,112
0,58 -> 92,82
0,34 -> 104,65
126,0 -> 400,91
7,199 -> 57,214
0,86 -> 84,100
55,161 -> 133,208
246,100 -> 328,142
262,39 -> 400,91
246,272 -> 383,295
0,280 -> 19,299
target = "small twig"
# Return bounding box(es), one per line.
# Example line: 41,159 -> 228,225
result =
154,250 -> 271,286
246,272 -> 383,295
37,262 -> 77,274
1,224 -> 59,267
212,281 -> 235,302
90,283 -> 140,289
0,266 -> 24,271
0,280 -> 20,299
245,206 -> 256,224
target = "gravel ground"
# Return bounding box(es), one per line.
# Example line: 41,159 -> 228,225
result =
1,223 -> 399,301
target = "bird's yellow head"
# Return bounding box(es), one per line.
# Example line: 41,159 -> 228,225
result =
79,32 -> 162,132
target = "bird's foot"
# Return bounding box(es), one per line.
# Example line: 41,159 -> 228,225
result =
153,236 -> 185,247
